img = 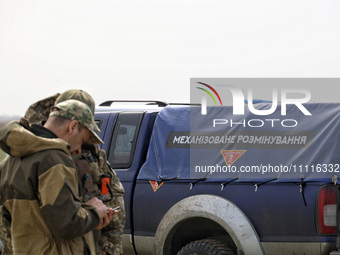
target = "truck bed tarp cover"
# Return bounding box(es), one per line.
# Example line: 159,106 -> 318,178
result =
137,104 -> 340,183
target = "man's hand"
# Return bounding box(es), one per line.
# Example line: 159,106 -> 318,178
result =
85,197 -> 118,230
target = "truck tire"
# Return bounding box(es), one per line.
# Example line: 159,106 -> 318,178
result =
176,239 -> 236,255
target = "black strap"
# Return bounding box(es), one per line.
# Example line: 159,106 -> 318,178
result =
300,177 -> 307,206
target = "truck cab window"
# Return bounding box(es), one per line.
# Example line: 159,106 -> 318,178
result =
108,112 -> 143,168
95,119 -> 102,131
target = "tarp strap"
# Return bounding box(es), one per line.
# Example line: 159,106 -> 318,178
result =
221,178 -> 239,191
189,172 -> 210,190
300,176 -> 307,206
254,178 -> 278,192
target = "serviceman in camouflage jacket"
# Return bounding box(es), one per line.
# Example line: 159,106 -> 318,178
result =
0,100 -> 116,254
0,90 -> 126,255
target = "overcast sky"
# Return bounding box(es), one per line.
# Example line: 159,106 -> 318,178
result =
1,0 -> 340,116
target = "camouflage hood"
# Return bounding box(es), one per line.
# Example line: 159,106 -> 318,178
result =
24,93 -> 60,125
0,119 -> 69,158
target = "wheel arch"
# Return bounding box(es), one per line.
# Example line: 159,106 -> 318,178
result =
153,194 -> 264,255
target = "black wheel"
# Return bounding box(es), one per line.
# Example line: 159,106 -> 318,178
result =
176,239 -> 236,255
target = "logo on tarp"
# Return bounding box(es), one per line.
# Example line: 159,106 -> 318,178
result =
221,150 -> 246,166
149,181 -> 164,192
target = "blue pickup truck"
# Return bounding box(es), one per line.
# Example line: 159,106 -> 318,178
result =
95,100 -> 340,255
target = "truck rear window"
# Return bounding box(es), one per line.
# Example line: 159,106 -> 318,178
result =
108,112 -> 143,168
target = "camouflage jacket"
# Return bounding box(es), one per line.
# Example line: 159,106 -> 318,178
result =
0,120 -> 99,254
24,93 -> 126,255
74,144 -> 126,255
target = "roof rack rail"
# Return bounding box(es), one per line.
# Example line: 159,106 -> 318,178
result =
169,103 -> 200,106
99,100 -> 169,107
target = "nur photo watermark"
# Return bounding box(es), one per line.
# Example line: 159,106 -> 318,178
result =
189,78 -> 340,180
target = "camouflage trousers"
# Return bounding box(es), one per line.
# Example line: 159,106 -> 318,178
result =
100,195 -> 125,255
